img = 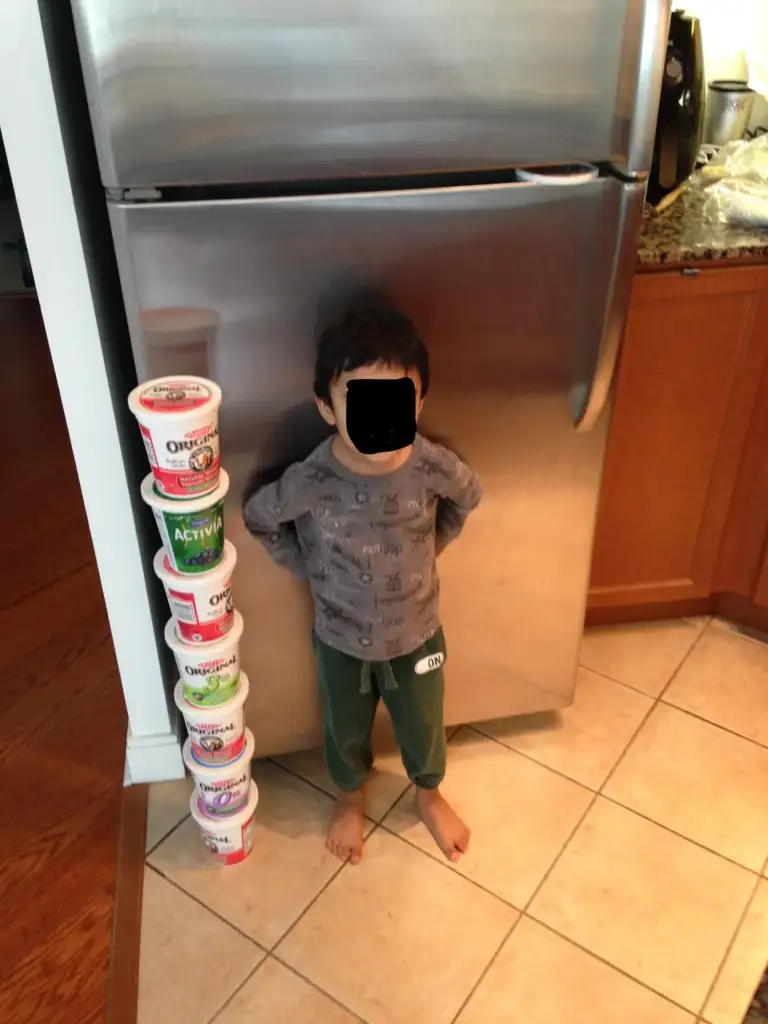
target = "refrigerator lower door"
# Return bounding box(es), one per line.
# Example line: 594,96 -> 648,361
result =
72,0 -> 667,188
111,178 -> 644,757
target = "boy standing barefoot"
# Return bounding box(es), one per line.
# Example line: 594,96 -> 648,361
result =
244,303 -> 482,864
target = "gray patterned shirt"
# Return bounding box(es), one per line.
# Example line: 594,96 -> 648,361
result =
243,435 -> 482,661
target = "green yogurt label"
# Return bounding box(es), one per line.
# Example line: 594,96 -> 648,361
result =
154,499 -> 225,573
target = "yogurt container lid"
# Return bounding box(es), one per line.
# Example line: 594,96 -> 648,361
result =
128,375 -> 222,418
183,727 -> 254,778
165,610 -> 243,656
141,468 -> 229,514
174,672 -> 249,721
154,539 -> 237,588
190,779 -> 259,828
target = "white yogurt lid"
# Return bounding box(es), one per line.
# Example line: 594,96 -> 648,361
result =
128,375 -> 222,419
183,727 -> 254,778
154,539 -> 237,589
165,610 -> 243,656
190,779 -> 259,828
141,468 -> 229,514
174,671 -> 249,721
516,163 -> 599,185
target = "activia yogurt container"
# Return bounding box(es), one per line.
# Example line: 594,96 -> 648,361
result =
183,728 -> 254,818
127,375 -> 222,498
165,611 -> 243,707
175,672 -> 249,766
153,540 -> 236,643
142,470 -> 229,575
190,780 -> 258,865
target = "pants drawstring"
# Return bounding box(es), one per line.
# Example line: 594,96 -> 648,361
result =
359,660 -> 399,694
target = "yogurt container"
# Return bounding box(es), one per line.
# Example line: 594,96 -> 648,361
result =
175,672 -> 249,766
128,375 -> 222,498
142,470 -> 229,575
165,611 -> 243,707
153,540 -> 236,643
183,728 -> 254,818
190,780 -> 258,865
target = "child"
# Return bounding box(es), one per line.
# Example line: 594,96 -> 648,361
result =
243,303 -> 482,865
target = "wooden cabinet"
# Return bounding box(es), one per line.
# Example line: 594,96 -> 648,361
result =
589,266 -> 768,614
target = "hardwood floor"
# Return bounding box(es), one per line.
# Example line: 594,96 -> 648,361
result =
0,299 -> 128,1023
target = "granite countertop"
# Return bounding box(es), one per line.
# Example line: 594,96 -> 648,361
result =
638,184 -> 768,266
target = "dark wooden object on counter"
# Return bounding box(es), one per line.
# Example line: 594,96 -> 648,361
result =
0,298 -> 130,1024
588,263 -> 768,627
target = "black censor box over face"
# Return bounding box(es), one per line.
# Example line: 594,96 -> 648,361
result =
346,378 -> 417,454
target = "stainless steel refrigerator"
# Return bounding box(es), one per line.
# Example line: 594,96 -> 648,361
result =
71,0 -> 670,756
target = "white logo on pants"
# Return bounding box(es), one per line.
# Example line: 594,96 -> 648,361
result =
415,652 -> 445,675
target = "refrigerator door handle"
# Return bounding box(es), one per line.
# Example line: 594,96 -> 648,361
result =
625,0 -> 673,176
574,183 -> 646,433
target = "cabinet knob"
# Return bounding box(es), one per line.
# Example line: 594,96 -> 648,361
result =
681,268 -> 701,277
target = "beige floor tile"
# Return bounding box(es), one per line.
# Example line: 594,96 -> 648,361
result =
382,728 -> 592,907
579,618 -> 706,697
664,626 -> 768,746
605,703 -> 768,870
457,916 -> 694,1024
703,879 -> 768,1024
277,829 -> 516,1024
477,668 -> 653,790
275,744 -> 410,822
138,869 -> 263,1024
145,776 -> 194,853
529,798 -> 754,1011
148,762 -> 370,948
215,957 -> 357,1024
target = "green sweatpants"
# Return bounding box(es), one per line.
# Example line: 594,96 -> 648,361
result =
313,629 -> 448,793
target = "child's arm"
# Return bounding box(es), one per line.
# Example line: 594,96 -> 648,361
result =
243,462 -> 313,578
433,449 -> 483,556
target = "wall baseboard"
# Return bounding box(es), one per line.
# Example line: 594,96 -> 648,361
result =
125,718 -> 184,785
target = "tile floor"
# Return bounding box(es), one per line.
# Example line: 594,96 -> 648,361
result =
140,617 -> 768,1024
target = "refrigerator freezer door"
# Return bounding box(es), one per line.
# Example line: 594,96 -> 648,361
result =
73,0 -> 668,188
110,178 -> 642,757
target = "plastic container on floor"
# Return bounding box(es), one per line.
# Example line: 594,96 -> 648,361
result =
190,780 -> 258,865
184,728 -> 254,818
174,672 -> 249,767
153,540 -> 236,643
127,375 -> 222,498
165,610 -> 243,707
142,470 -> 229,575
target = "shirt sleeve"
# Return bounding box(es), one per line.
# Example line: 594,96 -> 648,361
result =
242,461 -> 314,578
431,445 -> 483,556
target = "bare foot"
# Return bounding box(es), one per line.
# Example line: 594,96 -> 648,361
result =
417,788 -> 470,863
326,789 -> 365,865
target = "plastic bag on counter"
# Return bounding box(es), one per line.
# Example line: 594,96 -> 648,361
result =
693,135 -> 768,186
702,178 -> 768,228
691,136 -> 768,229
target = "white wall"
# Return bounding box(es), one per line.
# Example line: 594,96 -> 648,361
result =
0,2 -> 183,783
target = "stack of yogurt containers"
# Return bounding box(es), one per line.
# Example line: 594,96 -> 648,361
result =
128,375 -> 258,866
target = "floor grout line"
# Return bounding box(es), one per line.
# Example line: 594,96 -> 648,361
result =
268,954 -> 369,1023
448,914 -> 524,1024
694,871 -> 764,1021
576,663 -> 667,700
144,862 -> 267,950
467,723 -> 603,793
144,809 -> 191,859
375,819 -> 525,911
657,622 -> 710,703
206,956 -> 267,1024
658,696 -> 768,754
522,914 -> 701,1019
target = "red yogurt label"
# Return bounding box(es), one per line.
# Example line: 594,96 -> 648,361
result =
190,731 -> 245,766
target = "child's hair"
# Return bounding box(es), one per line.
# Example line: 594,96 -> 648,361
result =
314,300 -> 430,406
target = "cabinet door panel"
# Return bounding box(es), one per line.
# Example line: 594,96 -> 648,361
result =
590,267 -> 768,609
